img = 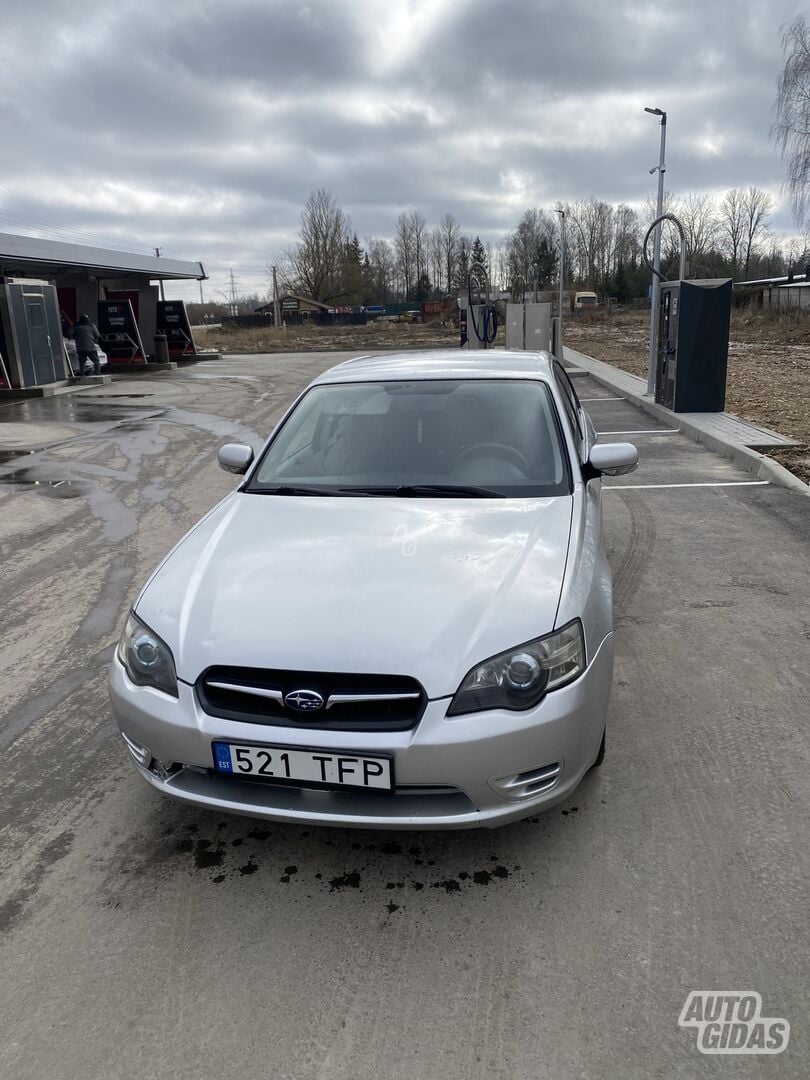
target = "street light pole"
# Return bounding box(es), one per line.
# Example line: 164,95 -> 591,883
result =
555,208 -> 565,357
645,106 -> 667,396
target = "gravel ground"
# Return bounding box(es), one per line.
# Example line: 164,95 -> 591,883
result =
565,309 -> 810,484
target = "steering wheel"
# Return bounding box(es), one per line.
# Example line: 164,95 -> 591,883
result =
454,442 -> 530,473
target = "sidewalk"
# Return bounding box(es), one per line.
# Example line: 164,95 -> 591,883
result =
564,345 -> 809,495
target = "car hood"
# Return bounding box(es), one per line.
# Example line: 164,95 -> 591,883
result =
136,491 -> 573,698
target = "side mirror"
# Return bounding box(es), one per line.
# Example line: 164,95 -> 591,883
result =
585,442 -> 638,479
218,443 -> 254,475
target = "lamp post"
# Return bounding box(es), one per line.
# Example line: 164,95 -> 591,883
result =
555,208 -> 565,357
644,106 -> 667,396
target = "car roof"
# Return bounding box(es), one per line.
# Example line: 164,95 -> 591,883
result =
312,349 -> 557,385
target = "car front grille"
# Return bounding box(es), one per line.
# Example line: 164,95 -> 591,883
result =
196,666 -> 427,732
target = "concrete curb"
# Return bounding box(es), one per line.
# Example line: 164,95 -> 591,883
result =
565,348 -> 810,497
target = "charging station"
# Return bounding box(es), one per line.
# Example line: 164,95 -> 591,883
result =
655,278 -> 732,411
461,262 -> 498,350
643,214 -> 732,413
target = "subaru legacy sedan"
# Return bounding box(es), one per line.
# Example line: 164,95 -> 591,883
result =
109,351 -> 637,829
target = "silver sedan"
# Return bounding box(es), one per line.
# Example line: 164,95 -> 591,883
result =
109,350 -> 637,828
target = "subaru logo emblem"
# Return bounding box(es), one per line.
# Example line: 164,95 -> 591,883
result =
285,689 -> 324,713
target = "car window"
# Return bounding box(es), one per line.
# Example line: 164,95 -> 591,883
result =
553,361 -> 584,444
249,379 -> 572,497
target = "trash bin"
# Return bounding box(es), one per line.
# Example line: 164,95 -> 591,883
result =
154,333 -> 169,364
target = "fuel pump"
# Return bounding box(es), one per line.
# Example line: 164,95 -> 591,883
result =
643,214 -> 732,412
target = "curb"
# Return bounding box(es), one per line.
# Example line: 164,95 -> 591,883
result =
566,349 -> 809,497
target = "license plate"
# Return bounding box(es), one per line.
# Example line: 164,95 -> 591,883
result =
212,741 -> 393,792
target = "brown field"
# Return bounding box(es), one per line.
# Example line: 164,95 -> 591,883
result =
195,318 -> 462,354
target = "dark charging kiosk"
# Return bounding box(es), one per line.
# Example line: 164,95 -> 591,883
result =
655,278 -> 732,412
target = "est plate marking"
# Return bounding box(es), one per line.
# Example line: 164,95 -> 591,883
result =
212,741 -> 392,791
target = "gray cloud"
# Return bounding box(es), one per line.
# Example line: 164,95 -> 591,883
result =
0,0 -> 801,301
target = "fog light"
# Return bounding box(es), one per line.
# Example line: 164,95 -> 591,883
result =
490,762 -> 561,800
121,731 -> 151,769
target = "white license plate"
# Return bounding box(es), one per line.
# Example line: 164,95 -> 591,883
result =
212,741 -> 393,792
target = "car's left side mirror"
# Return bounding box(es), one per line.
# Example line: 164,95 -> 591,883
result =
218,443 -> 254,475
584,442 -> 638,480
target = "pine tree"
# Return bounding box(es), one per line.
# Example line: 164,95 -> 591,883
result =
471,236 -> 488,270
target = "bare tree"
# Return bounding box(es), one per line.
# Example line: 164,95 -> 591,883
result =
718,188 -> 746,273
439,213 -> 460,296
719,187 -> 771,275
741,186 -> 772,274
284,189 -> 349,301
367,238 -> 395,302
675,192 -> 718,272
394,212 -> 417,299
773,15 -> 810,227
429,227 -> 444,294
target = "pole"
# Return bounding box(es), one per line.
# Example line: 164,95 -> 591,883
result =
199,279 -> 204,304
272,265 -> 281,328
556,209 -> 565,356
154,247 -> 165,301
646,112 -> 667,395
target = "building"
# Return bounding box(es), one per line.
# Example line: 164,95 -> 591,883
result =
254,293 -> 332,322
0,232 -> 206,389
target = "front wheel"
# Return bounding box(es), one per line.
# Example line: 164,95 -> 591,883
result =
590,727 -> 606,769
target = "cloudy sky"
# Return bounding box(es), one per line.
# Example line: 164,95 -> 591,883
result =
0,0 -> 803,302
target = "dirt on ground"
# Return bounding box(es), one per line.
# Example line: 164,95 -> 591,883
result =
565,307 -> 810,485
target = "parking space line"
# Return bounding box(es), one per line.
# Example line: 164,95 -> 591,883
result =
604,481 -> 770,490
580,396 -> 625,401
596,429 -> 680,435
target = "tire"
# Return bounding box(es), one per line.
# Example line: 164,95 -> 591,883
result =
590,727 -> 606,769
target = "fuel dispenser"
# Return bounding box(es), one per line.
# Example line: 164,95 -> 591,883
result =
655,278 -> 732,411
643,214 -> 732,412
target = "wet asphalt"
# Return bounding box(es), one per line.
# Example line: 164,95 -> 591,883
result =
0,354 -> 808,1080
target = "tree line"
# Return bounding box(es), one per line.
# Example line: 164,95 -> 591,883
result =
276,185 -> 810,308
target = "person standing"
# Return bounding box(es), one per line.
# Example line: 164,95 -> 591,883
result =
72,313 -> 101,375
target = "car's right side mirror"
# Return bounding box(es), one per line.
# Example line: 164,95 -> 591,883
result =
218,443 -> 254,475
584,442 -> 639,480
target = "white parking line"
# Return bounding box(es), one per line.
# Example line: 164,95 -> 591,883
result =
580,396 -> 625,401
596,429 -> 680,435
604,481 -> 770,490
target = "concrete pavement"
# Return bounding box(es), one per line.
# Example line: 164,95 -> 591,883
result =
1,354 -> 808,1079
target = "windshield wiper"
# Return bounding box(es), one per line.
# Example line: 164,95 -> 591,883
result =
349,484 -> 505,499
255,484 -> 369,497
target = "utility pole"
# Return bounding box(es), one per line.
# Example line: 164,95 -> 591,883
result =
644,107 -> 667,396
154,246 -> 165,301
555,208 -> 565,355
228,268 -> 239,316
271,264 -> 281,327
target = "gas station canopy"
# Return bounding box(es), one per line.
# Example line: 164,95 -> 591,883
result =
0,232 -> 206,282
0,232 -> 207,389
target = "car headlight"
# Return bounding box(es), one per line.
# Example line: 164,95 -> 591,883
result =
117,611 -> 178,697
447,620 -> 585,716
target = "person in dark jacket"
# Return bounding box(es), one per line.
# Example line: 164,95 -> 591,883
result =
72,314 -> 101,375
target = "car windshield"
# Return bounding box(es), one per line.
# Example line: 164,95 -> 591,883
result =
248,379 -> 571,497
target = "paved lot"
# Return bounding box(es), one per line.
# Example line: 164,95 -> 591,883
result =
1,353 -> 808,1079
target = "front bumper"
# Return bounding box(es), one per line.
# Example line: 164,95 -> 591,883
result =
108,634 -> 614,830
